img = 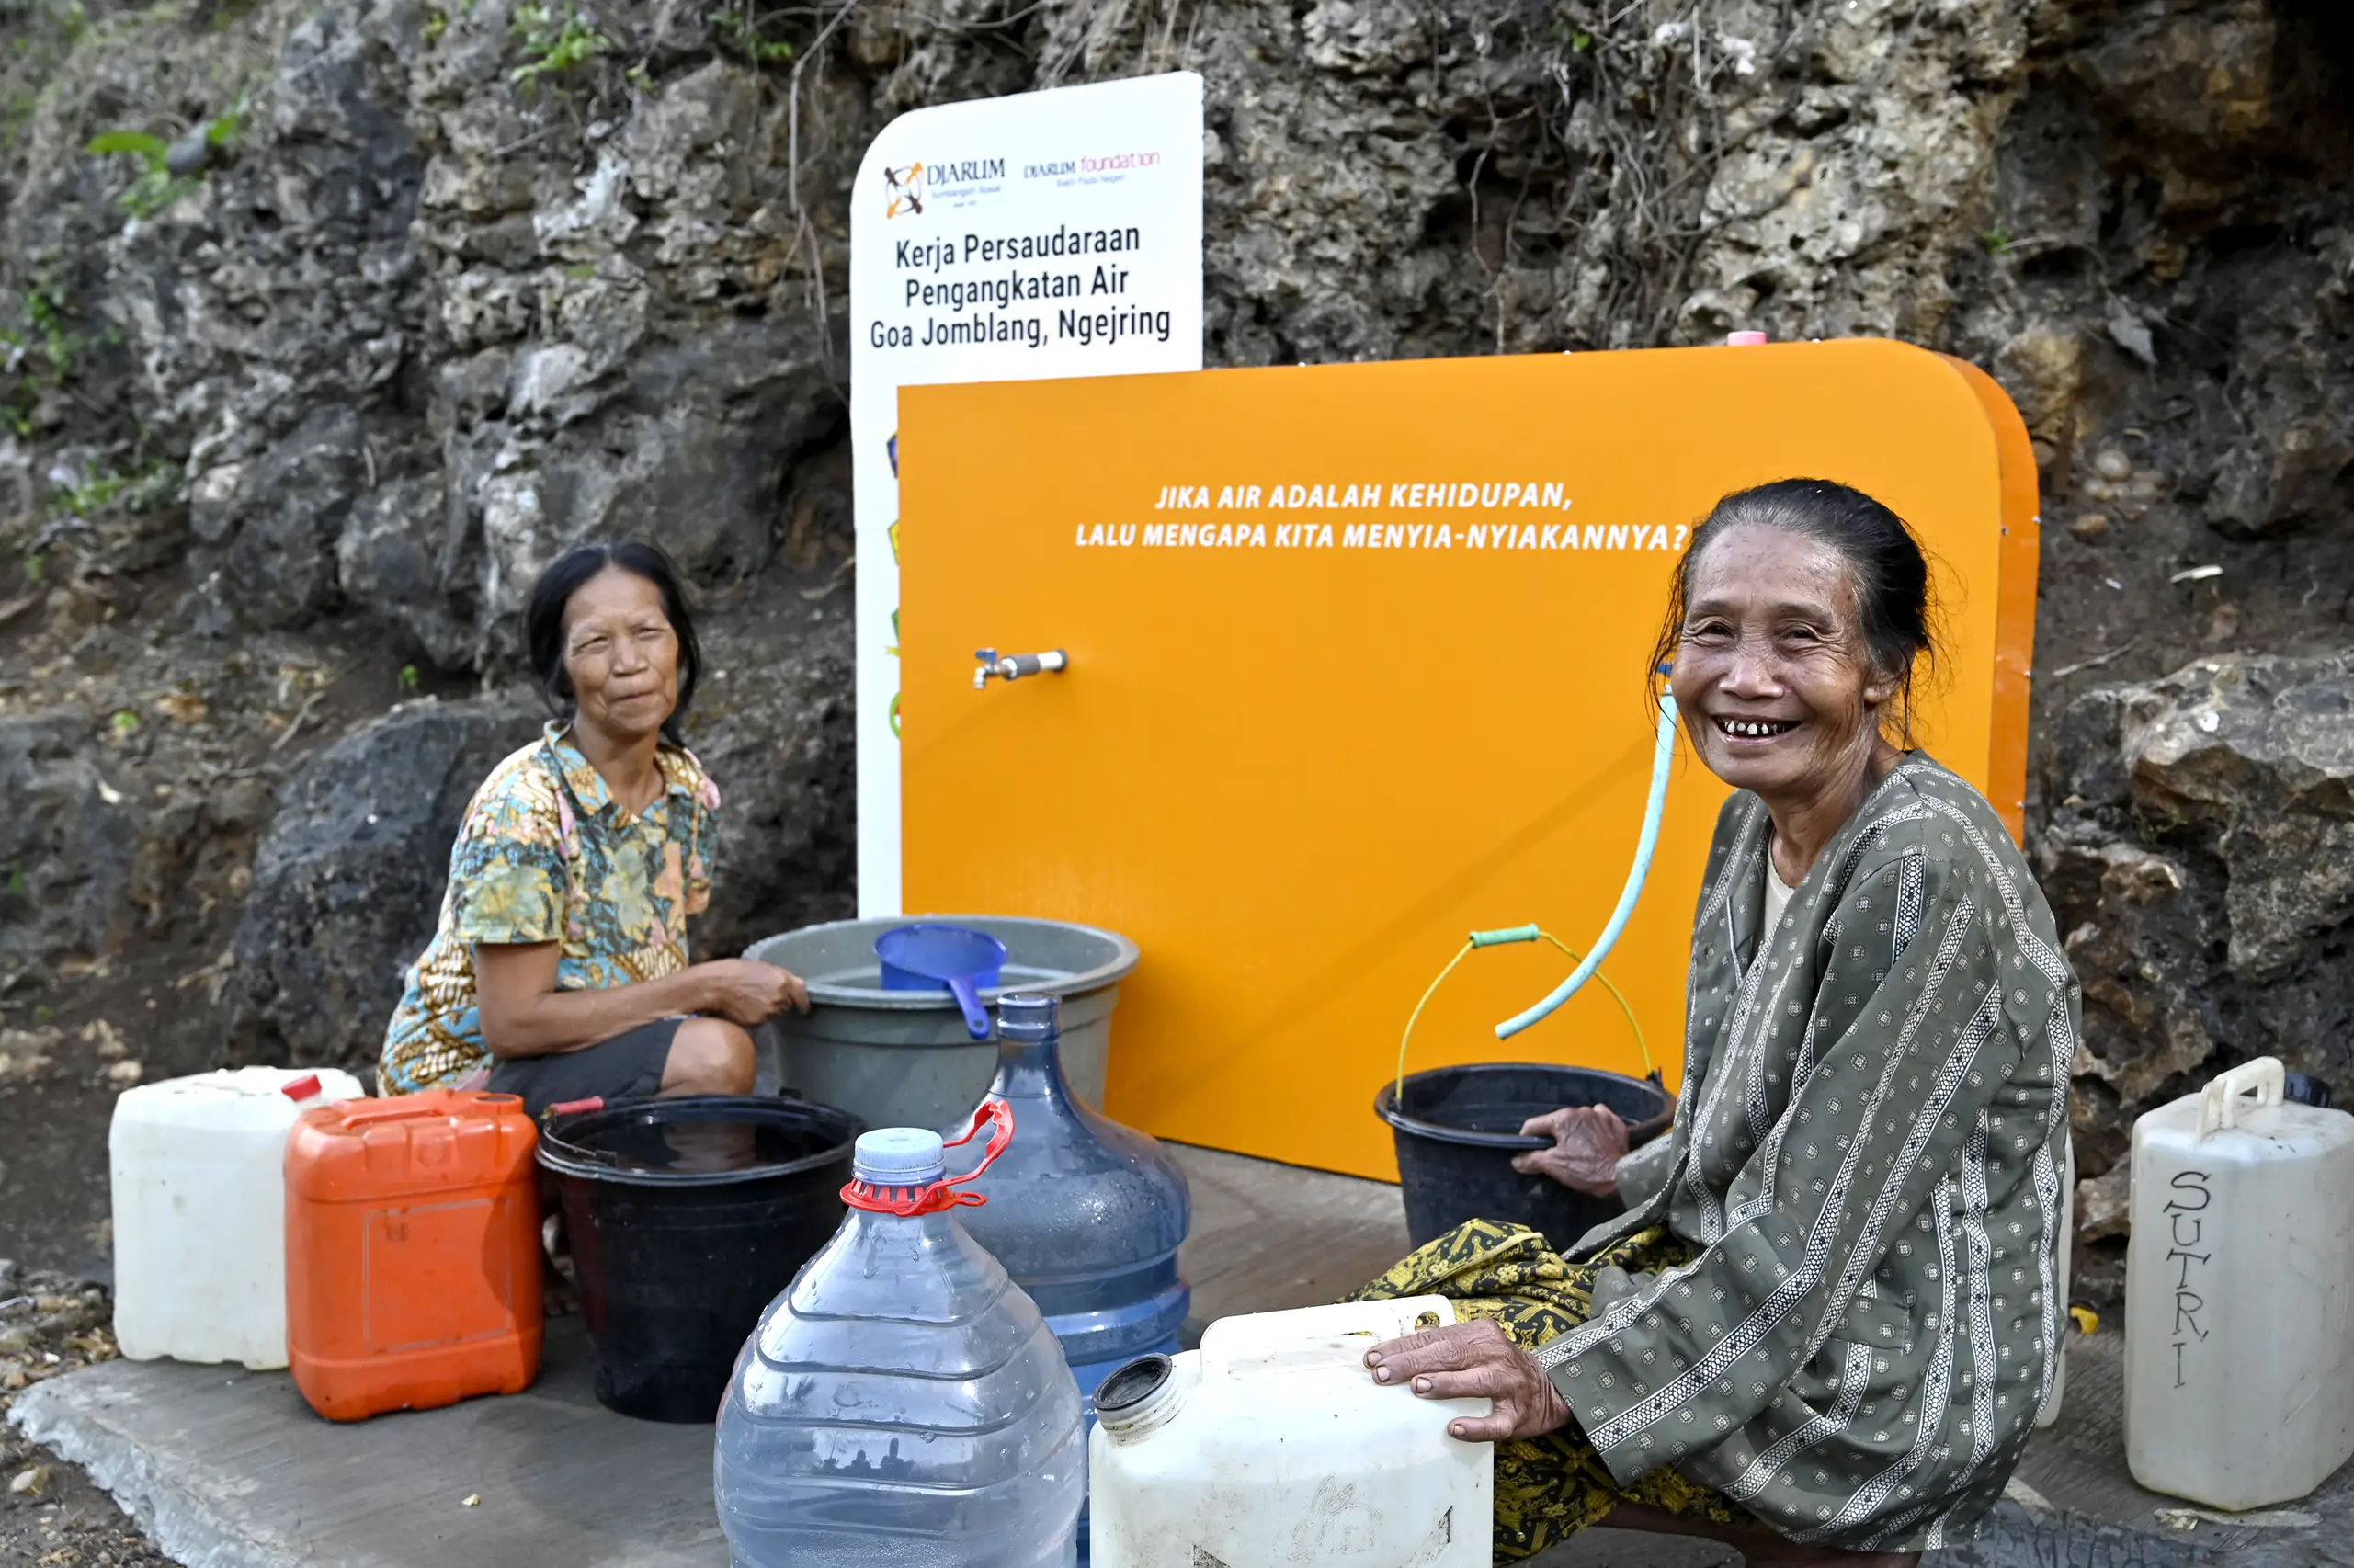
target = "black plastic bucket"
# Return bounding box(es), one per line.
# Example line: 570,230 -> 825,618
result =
1373,1063 -> 1672,1254
539,1094 -> 862,1422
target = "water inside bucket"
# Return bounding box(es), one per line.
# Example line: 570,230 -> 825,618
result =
538,1096 -> 862,1421
565,1113 -> 833,1176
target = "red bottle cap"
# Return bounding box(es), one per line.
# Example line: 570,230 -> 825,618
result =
842,1097 -> 1015,1215
281,1074 -> 322,1102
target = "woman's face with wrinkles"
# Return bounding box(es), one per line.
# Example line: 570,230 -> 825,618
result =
561,567 -> 679,746
1667,522 -> 1898,799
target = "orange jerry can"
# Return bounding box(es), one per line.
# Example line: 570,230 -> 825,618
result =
285,1090 -> 542,1421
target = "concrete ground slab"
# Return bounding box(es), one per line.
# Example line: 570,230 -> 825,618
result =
14,1141 -> 2354,1567
10,1315 -> 719,1568
1172,1141 -> 1413,1322
4,1143 -> 1416,1568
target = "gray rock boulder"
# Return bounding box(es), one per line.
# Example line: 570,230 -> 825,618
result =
222,690 -> 543,1072
2041,653 -> 2354,1184
198,403 -> 369,631
98,0 -> 432,640
688,612 -> 857,959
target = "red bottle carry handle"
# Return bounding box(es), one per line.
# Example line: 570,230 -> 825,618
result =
842,1096 -> 1015,1215
943,1095 -> 1015,1181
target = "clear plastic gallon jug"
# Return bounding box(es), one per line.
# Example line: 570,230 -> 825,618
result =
1090,1297 -> 1492,1568
110,1067 -> 365,1368
2126,1058 -> 2354,1509
950,994 -> 1191,1394
714,1110 -> 1085,1568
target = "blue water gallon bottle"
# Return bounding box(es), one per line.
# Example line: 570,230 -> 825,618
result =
950,994 -> 1190,1559
713,1111 -> 1084,1568
954,993 -> 1193,1394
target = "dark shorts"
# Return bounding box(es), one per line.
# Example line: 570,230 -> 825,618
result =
486,1017 -> 683,1119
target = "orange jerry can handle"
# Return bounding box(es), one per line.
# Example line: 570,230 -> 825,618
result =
324,1091 -> 525,1126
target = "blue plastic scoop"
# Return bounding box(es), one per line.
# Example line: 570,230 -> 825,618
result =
875,924 -> 1007,1040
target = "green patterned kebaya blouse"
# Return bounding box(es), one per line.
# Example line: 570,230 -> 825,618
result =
1537,756 -> 2077,1551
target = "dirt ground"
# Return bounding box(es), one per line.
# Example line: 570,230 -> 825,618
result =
0,1077 -> 121,1290
0,1270 -> 166,1568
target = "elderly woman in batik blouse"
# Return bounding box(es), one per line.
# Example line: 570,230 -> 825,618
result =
379,541 -> 809,1118
1353,481 -> 2078,1568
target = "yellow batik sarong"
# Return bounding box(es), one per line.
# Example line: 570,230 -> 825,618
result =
1346,1219 -> 1744,1564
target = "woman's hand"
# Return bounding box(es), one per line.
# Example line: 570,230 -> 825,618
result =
1364,1319 -> 1573,1442
695,959 -> 810,1026
1512,1104 -> 1629,1196
474,947 -> 807,1059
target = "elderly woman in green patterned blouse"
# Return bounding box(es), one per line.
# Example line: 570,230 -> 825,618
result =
1353,481 -> 2078,1567
379,541 -> 809,1118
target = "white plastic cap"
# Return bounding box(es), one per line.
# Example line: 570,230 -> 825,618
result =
855,1128 -> 946,1183
1726,330 -> 1768,346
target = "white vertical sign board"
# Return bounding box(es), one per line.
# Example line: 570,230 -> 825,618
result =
851,72 -> 1204,916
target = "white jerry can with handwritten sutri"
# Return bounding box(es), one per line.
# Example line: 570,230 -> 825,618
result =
2124,1058 -> 2354,1509
1089,1296 -> 1491,1567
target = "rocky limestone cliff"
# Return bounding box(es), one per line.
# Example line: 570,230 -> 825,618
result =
2042,654 -> 2354,1280
0,0 -> 2350,1289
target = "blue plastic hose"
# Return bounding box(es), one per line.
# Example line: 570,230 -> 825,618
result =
1495,689 -> 1680,1040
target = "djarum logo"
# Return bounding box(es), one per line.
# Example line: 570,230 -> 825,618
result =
883,162 -> 926,219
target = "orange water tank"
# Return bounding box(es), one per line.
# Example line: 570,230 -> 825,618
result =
285,1089 -> 542,1422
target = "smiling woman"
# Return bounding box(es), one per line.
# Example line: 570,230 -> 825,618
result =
1347,481 -> 2078,1568
1660,480 -> 1936,891
377,541 -> 811,1118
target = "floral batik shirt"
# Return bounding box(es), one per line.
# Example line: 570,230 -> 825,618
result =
378,722 -> 719,1094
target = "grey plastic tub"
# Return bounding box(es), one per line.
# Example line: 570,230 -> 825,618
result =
742,915 -> 1141,1132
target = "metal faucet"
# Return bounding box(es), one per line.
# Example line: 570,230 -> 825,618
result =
974,648 -> 1070,690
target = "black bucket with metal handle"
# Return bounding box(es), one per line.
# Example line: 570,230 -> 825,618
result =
1372,924 -> 1670,1255
1375,1063 -> 1671,1254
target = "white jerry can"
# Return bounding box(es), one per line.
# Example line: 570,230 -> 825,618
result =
1089,1296 -> 1491,1568
2125,1058 -> 2354,1510
110,1067 -> 368,1369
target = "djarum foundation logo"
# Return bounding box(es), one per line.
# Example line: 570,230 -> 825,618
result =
883,162 -> 926,218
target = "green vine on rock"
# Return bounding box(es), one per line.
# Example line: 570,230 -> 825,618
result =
55,460 -> 183,519
710,5 -> 794,63
0,277 -> 86,437
87,109 -> 240,219
86,131 -> 187,218
509,4 -> 610,89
